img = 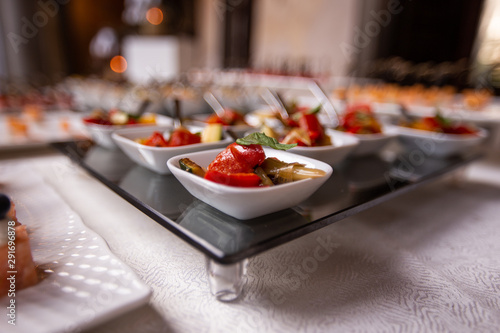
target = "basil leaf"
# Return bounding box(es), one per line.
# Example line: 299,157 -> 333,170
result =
292,104 -> 322,121
307,104 -> 322,115
435,110 -> 451,127
236,132 -> 297,150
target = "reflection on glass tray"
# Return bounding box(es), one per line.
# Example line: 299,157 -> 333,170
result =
120,165 -> 194,219
388,153 -> 467,183
178,200 -> 307,254
52,140 -> 483,264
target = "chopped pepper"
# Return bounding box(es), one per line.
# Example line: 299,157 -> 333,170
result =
207,143 -> 265,174
168,127 -> 201,147
204,170 -> 261,187
143,131 -> 169,147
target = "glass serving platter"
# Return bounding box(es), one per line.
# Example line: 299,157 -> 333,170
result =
52,141 -> 482,264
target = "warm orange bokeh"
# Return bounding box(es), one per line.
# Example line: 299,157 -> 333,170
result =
110,55 -> 127,73
146,7 -> 163,25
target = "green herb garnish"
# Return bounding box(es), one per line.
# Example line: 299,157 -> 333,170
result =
292,104 -> 322,121
236,132 -> 297,150
306,104 -> 322,115
435,111 -> 452,127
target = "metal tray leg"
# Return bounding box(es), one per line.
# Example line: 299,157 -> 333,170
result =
205,257 -> 248,301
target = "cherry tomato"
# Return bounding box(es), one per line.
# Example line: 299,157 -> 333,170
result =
298,113 -> 323,143
168,128 -> 201,147
208,143 -> 265,174
143,131 -> 169,147
204,170 -> 261,187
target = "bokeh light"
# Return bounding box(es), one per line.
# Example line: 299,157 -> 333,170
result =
110,56 -> 127,73
146,7 -> 163,25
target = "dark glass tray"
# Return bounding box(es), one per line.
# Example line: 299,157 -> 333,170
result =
52,141 -> 482,264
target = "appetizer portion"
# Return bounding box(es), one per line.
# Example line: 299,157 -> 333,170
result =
135,124 -> 223,147
257,105 -> 332,147
400,113 -> 478,135
280,106 -> 331,147
461,88 -> 492,110
178,133 -> 327,187
205,109 -> 248,126
336,104 -> 383,134
0,194 -> 38,296
83,108 -> 156,126
6,115 -> 29,136
168,132 -> 333,219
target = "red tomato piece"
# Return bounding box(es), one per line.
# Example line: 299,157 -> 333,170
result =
229,143 -> 266,169
295,139 -> 310,146
83,117 -> 112,125
206,114 -> 224,125
346,125 -> 362,134
423,117 -> 440,129
127,118 -> 138,125
204,170 -> 261,187
168,128 -> 201,147
285,118 -> 299,127
222,109 -> 245,124
207,143 -> 266,174
206,109 -> 245,126
143,131 -> 169,147
299,113 -> 323,143
447,125 -> 476,135
345,103 -> 372,114
288,105 -> 309,114
207,147 -> 251,173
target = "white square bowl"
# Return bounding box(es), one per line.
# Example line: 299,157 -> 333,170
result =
167,147 -> 333,220
336,129 -> 397,156
83,113 -> 174,149
112,125 -> 234,174
285,129 -> 359,165
385,125 -> 488,157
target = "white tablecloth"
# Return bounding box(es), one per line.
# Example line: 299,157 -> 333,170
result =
2,149 -> 500,333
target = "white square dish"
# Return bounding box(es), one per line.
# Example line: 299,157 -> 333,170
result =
112,125 -> 234,174
0,164 -> 151,333
285,128 -> 359,165
167,147 -> 333,220
83,113 -> 174,149
385,125 -> 488,157
338,129 -> 397,156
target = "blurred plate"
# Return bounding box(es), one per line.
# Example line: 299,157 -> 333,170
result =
83,113 -> 173,150
0,163 -> 151,333
337,129 -> 397,156
0,110 -> 89,152
385,125 -> 488,158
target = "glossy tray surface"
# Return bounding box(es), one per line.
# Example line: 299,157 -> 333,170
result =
53,141 -> 482,264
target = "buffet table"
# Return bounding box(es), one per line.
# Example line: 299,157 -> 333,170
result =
1,145 -> 500,332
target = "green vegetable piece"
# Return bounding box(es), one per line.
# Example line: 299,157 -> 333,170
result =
179,158 -> 206,177
292,104 -> 322,121
286,100 -> 298,113
236,132 -> 297,150
435,110 -> 451,127
306,104 -> 322,115
260,158 -> 326,183
201,123 -> 223,143
254,167 -> 274,186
